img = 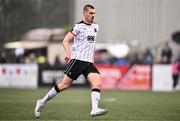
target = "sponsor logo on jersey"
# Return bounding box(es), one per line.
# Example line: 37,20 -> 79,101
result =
87,36 -> 95,43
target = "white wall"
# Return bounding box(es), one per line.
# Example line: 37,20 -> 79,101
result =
74,0 -> 180,48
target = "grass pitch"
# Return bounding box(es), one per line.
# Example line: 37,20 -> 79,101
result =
0,88 -> 180,121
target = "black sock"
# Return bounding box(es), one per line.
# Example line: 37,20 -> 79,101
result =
54,85 -> 61,93
92,88 -> 100,92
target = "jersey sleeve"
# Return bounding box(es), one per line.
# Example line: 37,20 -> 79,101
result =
97,25 -> 99,32
70,24 -> 80,36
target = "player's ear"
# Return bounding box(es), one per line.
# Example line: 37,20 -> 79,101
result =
83,10 -> 86,16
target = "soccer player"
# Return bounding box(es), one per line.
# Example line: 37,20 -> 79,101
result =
34,4 -> 109,118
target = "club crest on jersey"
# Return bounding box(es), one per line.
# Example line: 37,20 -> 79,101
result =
94,28 -> 97,32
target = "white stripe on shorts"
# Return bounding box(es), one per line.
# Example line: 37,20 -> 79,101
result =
65,59 -> 77,74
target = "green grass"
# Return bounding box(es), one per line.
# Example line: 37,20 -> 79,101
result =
0,88 -> 180,121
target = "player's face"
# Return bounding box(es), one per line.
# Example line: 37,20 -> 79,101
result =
84,8 -> 95,23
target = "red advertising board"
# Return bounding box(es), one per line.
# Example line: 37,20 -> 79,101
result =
95,65 -> 129,90
95,64 -> 151,90
117,65 -> 151,90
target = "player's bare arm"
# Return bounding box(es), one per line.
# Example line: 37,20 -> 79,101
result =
63,32 -> 74,64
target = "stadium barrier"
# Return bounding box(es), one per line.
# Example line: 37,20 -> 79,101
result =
96,64 -> 151,91
0,64 -> 174,91
38,64 -> 88,87
152,64 -> 173,91
0,64 -> 38,89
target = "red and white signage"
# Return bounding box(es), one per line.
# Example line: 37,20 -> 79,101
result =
96,64 -> 151,90
95,65 -> 129,90
117,65 -> 151,90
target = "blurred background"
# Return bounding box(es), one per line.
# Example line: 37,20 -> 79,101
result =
0,0 -> 179,91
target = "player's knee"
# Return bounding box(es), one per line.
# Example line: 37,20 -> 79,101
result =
91,80 -> 102,89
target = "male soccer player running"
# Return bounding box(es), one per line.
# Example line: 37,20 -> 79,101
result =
34,4 -> 109,118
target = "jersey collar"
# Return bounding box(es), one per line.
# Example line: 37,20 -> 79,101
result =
80,20 -> 92,26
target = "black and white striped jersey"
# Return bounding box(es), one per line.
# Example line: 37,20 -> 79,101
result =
70,20 -> 99,63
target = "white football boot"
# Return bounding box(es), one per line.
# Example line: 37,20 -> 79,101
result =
34,99 -> 44,118
90,108 -> 109,116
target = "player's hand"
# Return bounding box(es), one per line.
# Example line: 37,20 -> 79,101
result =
65,57 -> 70,64
65,53 -> 70,64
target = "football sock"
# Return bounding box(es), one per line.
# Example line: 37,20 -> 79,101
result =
91,88 -> 100,111
40,85 -> 60,104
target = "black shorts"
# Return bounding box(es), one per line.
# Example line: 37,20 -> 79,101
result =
64,59 -> 100,80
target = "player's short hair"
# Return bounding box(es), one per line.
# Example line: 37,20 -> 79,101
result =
83,4 -> 95,11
